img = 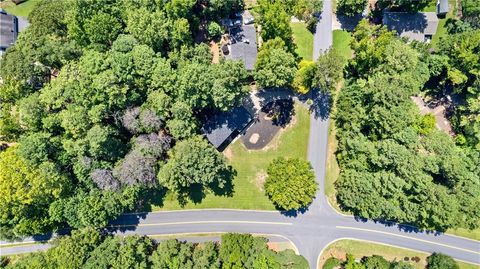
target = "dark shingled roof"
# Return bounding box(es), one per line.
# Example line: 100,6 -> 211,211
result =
201,106 -> 253,150
437,0 -> 449,15
227,23 -> 257,70
0,10 -> 18,51
383,12 -> 439,42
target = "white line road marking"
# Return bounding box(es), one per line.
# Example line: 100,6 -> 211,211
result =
109,220 -> 293,228
336,226 -> 480,255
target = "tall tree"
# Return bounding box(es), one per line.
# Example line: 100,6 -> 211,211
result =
0,148 -> 69,239
265,158 -> 317,211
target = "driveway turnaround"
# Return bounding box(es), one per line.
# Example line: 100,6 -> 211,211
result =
1,1 -> 479,268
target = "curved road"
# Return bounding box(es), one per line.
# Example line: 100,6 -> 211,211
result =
1,1 -> 479,268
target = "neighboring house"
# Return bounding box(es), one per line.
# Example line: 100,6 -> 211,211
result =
0,9 -> 28,57
223,11 -> 258,71
200,106 -> 254,151
0,9 -> 18,56
437,0 -> 449,17
383,12 -> 439,42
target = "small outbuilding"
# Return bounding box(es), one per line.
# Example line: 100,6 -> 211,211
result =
200,106 -> 254,151
0,9 -> 18,55
437,0 -> 449,17
383,12 -> 439,42
224,10 -> 258,71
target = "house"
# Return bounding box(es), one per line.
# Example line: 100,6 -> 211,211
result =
200,106 -> 254,151
0,9 -> 28,57
437,0 -> 449,17
224,11 -> 258,70
383,12 -> 439,42
0,9 -> 18,56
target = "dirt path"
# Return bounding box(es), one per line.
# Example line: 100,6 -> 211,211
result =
210,41 -> 220,64
411,96 -> 454,136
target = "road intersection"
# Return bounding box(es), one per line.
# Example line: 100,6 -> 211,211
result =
1,1 -> 479,268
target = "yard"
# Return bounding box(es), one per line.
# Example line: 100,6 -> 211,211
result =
426,0 -> 457,49
291,22 -> 314,61
154,102 -> 310,210
332,30 -> 353,61
317,239 -> 477,269
0,0 -> 40,17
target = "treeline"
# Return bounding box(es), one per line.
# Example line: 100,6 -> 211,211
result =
425,1 -> 480,150
0,0 -> 248,240
335,20 -> 480,231
0,231 -> 308,269
323,252 -> 459,269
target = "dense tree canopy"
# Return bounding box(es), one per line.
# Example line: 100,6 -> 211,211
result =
335,20 -> 480,231
255,38 -> 298,88
0,147 -> 69,239
0,0 -> 247,238
265,157 -> 317,211
337,0 -> 368,16
158,136 -> 233,203
2,231 -> 309,269
426,253 -> 459,269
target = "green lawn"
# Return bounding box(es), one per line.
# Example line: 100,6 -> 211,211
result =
430,0 -> 456,49
1,0 -> 41,17
447,228 -> 480,241
291,22 -> 314,61
318,239 -> 478,269
154,103 -> 310,210
332,30 -> 353,61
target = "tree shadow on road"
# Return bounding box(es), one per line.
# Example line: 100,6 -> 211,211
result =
309,89 -> 331,120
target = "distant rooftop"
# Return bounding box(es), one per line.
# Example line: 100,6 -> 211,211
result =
437,0 -> 449,15
383,12 -> 439,42
0,9 -> 18,50
201,106 -> 253,151
225,11 -> 258,70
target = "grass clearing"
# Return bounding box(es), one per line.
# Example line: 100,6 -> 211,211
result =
325,80 -> 344,212
0,0 -> 41,17
154,103 -> 310,211
332,30 -> 353,61
317,239 -> 478,269
291,22 -> 314,61
430,0 -> 456,49
446,228 -> 480,241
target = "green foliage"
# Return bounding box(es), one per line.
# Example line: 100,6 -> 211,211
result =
334,253 -> 414,269
376,0 -> 431,12
0,0 -> 251,234
335,21 -> 480,231
310,49 -> 345,94
462,0 -> 480,29
255,38 -> 297,88
207,22 -> 223,39
158,136 -> 233,201
323,257 -> 342,269
5,232 -> 307,269
426,253 -> 459,269
219,233 -> 280,269
0,147 -> 69,239
435,30 -> 480,149
49,187 -> 138,229
257,0 -> 295,52
415,113 -> 436,135
337,0 -> 368,16
265,157 -> 317,210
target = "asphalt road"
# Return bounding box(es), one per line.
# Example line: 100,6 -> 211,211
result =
1,1 -> 479,268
